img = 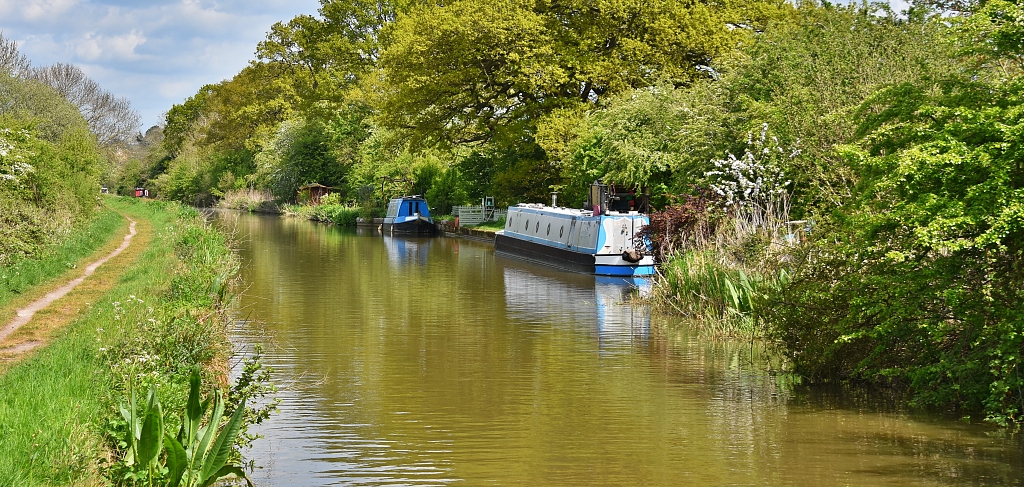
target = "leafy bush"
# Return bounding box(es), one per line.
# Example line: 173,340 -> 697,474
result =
358,205 -> 384,220
288,201 -> 362,226
635,189 -> 723,262
321,205 -> 359,226
765,12 -> 1024,424
1,87 -> 104,262
425,166 -> 468,216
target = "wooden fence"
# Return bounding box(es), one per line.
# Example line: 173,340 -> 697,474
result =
453,205 -> 507,226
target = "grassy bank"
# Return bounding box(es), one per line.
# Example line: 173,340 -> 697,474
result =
284,200 -> 383,226
464,217 -> 504,232
0,208 -> 124,310
0,197 -> 245,485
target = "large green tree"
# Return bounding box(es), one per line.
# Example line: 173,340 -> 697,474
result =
257,0 -> 409,117
376,0 -> 782,147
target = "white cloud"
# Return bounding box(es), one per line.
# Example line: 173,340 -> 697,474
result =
13,0 -> 81,21
73,30 -> 146,61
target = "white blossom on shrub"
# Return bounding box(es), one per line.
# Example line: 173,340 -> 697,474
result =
0,128 -> 35,184
705,123 -> 797,209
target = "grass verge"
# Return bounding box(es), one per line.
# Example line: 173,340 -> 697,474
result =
465,216 -> 505,232
0,208 -> 125,311
0,196 -> 248,486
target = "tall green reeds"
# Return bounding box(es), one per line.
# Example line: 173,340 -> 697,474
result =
216,188 -> 279,213
655,250 -> 788,337
647,190 -> 793,338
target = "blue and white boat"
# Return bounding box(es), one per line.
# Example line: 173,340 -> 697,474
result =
494,182 -> 655,276
383,196 -> 436,235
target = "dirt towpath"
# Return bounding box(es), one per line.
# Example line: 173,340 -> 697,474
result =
0,216 -> 141,363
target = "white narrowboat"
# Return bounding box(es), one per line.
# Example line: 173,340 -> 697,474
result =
494,182 -> 655,276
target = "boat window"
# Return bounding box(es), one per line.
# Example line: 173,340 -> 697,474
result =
535,221 -> 539,233
560,226 -> 563,238
525,220 -> 529,231
386,199 -> 400,218
546,223 -> 550,235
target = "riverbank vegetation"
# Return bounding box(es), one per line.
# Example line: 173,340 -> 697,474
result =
0,198 -> 271,485
1,72 -> 105,267
217,188 -> 280,214
764,1 -> 1024,426
282,192 -> 382,226
1,33 -> 272,484
106,0 -> 1022,425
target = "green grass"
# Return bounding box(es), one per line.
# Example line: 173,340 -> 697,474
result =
0,197 -> 238,486
0,208 -> 124,309
466,216 -> 505,231
0,312 -> 109,485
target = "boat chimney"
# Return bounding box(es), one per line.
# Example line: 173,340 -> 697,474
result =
551,191 -> 558,207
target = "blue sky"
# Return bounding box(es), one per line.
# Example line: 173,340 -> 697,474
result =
0,0 -> 321,129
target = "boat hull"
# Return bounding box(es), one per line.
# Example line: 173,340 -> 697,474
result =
495,233 -> 597,274
383,218 -> 437,235
383,197 -> 437,236
495,233 -> 655,276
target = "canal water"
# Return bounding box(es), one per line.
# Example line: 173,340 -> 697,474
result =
218,212 -> 1023,486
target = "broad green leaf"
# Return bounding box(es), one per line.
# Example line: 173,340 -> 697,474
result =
199,397 -> 247,486
194,390 -> 225,468
185,370 -> 203,447
137,396 -> 163,468
165,433 -> 188,487
201,464 -> 253,487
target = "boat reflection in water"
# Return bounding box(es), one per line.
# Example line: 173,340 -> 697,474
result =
500,257 -> 650,349
382,235 -> 432,268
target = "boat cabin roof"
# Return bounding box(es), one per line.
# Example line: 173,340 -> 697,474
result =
386,197 -> 431,218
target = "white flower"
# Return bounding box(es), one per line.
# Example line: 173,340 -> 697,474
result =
706,123 -> 794,209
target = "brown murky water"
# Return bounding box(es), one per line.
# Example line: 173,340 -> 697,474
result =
218,212 -> 1023,486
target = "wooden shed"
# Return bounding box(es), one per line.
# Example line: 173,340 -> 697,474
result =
297,183 -> 335,205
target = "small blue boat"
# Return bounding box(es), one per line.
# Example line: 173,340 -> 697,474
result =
383,196 -> 436,235
494,182 -> 655,276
